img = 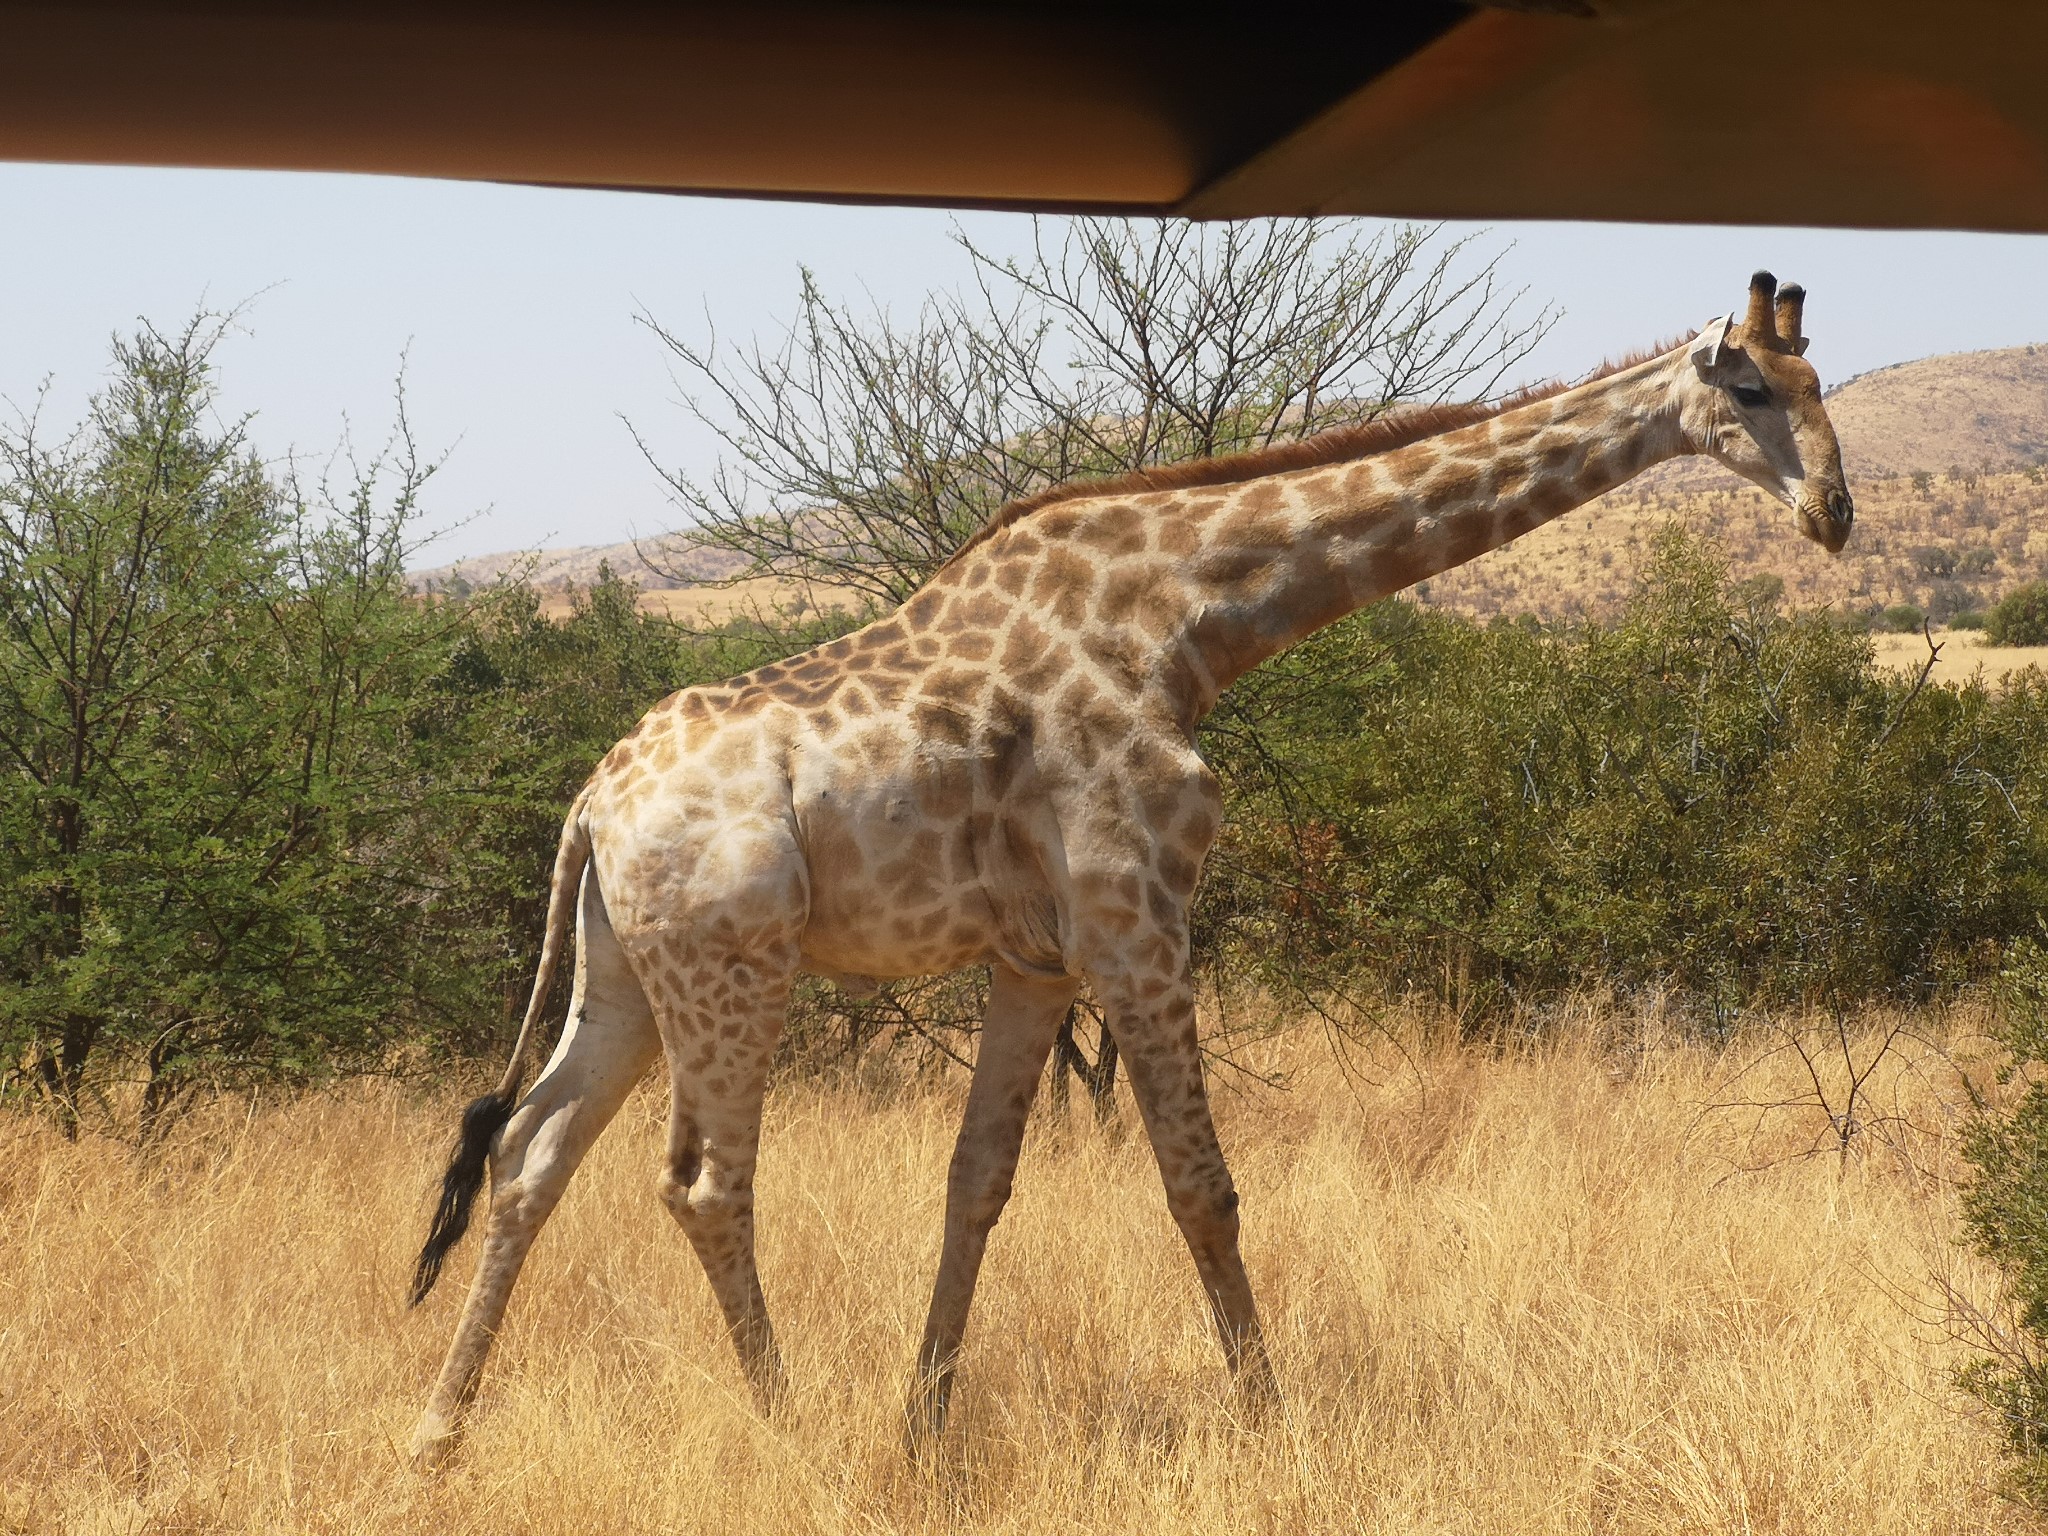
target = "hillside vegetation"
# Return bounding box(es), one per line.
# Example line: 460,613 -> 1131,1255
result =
1828,344 -> 2048,477
1424,464 -> 2048,625
1386,343 -> 2048,624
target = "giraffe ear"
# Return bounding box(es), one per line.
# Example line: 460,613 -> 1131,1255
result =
1688,315 -> 1734,375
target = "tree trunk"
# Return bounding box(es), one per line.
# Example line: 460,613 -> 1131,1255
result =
33,1012 -> 97,1140
39,793 -> 93,1139
1049,1003 -> 1118,1127
1086,1025 -> 1119,1127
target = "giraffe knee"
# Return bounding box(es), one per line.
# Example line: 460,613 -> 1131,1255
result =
658,1157 -> 751,1234
655,1143 -> 703,1216
486,1174 -> 549,1236
690,1180 -> 752,1227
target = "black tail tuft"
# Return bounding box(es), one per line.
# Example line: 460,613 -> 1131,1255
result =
409,1091 -> 515,1307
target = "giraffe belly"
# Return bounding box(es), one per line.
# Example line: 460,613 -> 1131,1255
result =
793,785 -> 1002,982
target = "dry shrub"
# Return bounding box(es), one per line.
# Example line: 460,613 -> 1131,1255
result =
0,1013 -> 2030,1534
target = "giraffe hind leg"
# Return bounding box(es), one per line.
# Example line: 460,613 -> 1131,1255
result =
651,980 -> 792,1407
630,837 -> 807,1409
410,871 -> 659,1469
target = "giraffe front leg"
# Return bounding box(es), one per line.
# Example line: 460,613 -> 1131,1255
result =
1095,957 -> 1280,1415
906,964 -> 1079,1452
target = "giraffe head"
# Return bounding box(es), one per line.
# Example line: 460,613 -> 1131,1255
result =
1682,271 -> 1854,553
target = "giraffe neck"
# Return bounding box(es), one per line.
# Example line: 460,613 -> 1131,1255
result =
1176,349 -> 1692,713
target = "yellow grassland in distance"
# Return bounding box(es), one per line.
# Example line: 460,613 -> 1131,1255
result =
1,1012 -> 2031,1534
1868,629 -> 2048,687
532,575 -> 862,625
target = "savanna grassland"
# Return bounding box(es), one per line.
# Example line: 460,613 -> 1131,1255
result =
18,235 -> 2048,1536
3,1014 -> 2034,1536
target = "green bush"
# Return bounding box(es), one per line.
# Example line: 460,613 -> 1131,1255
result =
1960,937 -> 2048,1498
1197,530 -> 2048,1023
1989,583 -> 2048,646
1952,610 -> 1990,631
1882,602 -> 1929,633
0,323 -> 851,1135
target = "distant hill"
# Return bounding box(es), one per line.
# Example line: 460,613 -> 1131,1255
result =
1827,343 -> 2048,476
1416,463 -> 2048,625
415,342 -> 2048,627
410,534 -> 744,595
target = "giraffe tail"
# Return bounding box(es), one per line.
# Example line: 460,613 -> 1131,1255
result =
409,791 -> 595,1307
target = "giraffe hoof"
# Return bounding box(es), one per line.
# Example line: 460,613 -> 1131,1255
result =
901,1381 -> 951,1462
408,1417 -> 464,1474
1221,1339 -> 1283,1423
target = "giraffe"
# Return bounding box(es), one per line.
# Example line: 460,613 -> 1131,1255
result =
406,271 -> 1851,1464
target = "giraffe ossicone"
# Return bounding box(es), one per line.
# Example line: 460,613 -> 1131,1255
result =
406,271 -> 1852,1466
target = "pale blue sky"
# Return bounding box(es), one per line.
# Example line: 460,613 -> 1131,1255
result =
4,163 -> 2047,564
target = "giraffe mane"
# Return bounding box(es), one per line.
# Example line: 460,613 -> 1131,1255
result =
940,337 -> 1689,570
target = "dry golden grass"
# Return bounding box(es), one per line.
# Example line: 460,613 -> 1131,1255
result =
2,1017 -> 2037,1534
531,576 -> 859,626
1869,629 -> 2048,687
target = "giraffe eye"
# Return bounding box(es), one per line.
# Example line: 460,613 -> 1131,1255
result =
1730,384 -> 1770,409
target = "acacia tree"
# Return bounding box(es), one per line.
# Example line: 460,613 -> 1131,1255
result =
637,218 -> 1551,1085
0,319 -> 489,1138
0,319 -> 275,1130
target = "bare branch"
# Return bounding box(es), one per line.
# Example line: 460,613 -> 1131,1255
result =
633,218 -> 1551,612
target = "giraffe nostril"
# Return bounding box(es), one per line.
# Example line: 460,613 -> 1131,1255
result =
1829,488 -> 1855,526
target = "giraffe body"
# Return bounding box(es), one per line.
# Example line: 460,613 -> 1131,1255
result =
409,274 -> 1853,1464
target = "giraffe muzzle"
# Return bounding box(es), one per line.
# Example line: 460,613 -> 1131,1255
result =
1798,485 -> 1854,554
1822,486 -> 1855,549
